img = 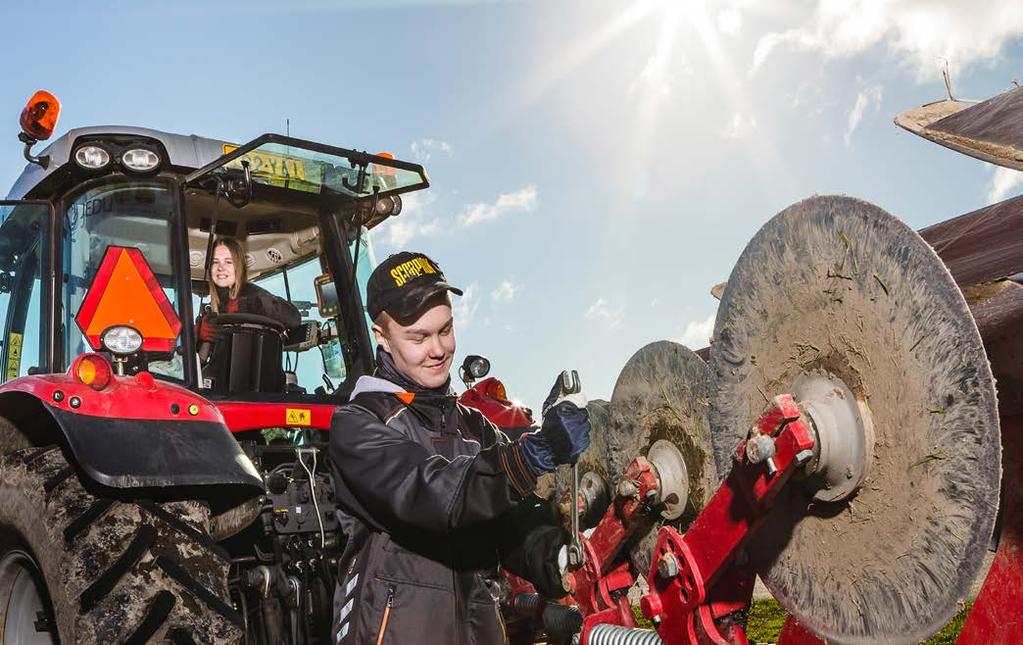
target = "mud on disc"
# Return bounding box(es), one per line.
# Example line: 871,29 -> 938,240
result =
605,341 -> 719,574
709,196 -> 1001,645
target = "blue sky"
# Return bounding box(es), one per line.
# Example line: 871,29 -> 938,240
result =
2,0 -> 1022,409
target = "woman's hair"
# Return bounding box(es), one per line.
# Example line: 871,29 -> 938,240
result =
208,237 -> 247,313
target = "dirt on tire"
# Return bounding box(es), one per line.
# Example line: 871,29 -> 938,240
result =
0,446 -> 243,644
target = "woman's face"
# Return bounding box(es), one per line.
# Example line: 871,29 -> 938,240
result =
211,244 -> 237,289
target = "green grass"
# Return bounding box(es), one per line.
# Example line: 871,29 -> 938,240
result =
746,598 -> 973,644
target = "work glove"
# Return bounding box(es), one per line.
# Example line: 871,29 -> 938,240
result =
516,376 -> 591,477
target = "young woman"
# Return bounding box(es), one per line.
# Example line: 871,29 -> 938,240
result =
195,237 -> 302,348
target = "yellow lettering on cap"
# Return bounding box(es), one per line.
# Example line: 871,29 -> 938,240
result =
389,257 -> 438,288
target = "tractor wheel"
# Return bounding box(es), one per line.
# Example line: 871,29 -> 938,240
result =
0,446 -> 244,644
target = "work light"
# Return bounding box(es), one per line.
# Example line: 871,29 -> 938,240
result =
101,325 -> 144,355
74,145 -> 111,169
122,148 -> 161,172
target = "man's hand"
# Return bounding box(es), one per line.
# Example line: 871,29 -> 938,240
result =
517,376 -> 591,477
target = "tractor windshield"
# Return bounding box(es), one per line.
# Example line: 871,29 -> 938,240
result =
63,180 -> 185,379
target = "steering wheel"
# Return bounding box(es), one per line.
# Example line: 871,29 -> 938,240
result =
214,312 -> 287,334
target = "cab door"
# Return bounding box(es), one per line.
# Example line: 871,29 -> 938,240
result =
0,201 -> 53,381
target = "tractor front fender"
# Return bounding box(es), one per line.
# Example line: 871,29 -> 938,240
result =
0,373 -> 264,506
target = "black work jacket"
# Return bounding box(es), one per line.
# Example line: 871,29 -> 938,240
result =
329,374 -> 563,645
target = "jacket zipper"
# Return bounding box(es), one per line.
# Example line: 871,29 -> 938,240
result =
375,585 -> 395,645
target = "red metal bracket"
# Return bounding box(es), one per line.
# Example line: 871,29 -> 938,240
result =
573,394 -> 815,645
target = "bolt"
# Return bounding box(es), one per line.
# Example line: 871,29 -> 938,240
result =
617,480 -> 638,498
52,391 -> 64,402
657,552 -> 679,579
69,396 -> 81,409
653,615 -> 662,626
745,434 -> 776,464
845,466 -> 854,479
766,458 -> 778,476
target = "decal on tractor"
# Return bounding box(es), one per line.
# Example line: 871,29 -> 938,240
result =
285,407 -> 312,426
5,333 -> 21,380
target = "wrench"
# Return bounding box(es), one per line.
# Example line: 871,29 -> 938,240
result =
557,370 -> 585,569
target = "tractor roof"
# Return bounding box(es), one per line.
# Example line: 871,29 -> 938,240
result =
7,125 -> 231,200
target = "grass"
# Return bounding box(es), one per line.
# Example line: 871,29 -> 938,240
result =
746,598 -> 973,644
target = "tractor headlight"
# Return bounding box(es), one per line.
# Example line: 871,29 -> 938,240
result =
101,326 -> 143,355
74,145 -> 111,170
122,148 -> 161,172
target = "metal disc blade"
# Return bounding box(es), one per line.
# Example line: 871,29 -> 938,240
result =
606,340 -> 719,573
708,195 -> 1001,644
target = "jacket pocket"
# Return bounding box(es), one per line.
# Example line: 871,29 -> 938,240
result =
373,576 -> 458,645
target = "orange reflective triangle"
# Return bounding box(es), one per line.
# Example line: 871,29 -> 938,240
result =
394,392 -> 416,405
75,246 -> 182,352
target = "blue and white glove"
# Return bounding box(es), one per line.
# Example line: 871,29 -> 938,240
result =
517,376 -> 591,477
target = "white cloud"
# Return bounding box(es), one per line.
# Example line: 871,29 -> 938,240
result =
380,191 -> 441,246
585,297 -> 624,330
676,313 -> 716,349
986,166 -> 1023,204
459,185 -> 538,227
752,1 -> 1023,79
490,280 -> 518,303
410,138 -> 452,163
717,7 -> 742,36
722,113 -> 758,139
454,282 -> 480,329
844,85 -> 883,147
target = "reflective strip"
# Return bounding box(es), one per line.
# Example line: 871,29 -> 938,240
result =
346,573 -> 359,596
339,598 -> 354,622
336,621 -> 350,643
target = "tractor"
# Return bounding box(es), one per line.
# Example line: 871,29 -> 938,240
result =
0,90 -> 431,643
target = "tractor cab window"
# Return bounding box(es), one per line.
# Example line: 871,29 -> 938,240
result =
0,202 -> 50,382
63,181 -> 183,379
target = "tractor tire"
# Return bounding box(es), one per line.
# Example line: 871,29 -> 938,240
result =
0,446 -> 244,644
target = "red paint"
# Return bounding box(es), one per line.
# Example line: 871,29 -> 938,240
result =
0,371 -> 222,423
213,401 -> 338,432
956,415 -> 1023,644
459,377 -> 534,431
778,618 -> 828,645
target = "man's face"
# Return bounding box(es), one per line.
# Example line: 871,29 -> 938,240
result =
373,302 -> 456,389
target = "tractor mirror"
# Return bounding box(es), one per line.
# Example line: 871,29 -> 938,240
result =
20,90 -> 61,141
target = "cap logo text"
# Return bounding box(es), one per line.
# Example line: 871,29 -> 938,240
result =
390,257 -> 437,287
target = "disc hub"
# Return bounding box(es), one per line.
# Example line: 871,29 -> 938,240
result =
647,439 -> 689,520
793,370 -> 874,502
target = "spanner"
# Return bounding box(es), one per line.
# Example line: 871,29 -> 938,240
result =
557,369 -> 585,569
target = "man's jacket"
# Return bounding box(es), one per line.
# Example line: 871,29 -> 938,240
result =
329,359 -> 564,645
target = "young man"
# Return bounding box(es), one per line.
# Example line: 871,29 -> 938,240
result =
329,251 -> 591,644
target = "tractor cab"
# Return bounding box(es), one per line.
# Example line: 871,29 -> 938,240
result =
3,92 -> 429,409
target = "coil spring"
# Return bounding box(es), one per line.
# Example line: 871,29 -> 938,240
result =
587,623 -> 663,645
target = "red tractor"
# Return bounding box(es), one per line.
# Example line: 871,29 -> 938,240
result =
0,91 -> 430,643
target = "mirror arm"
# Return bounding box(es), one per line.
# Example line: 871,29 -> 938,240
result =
18,132 -> 49,169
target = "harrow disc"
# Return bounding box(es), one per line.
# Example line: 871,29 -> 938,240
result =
605,341 -> 719,573
709,195 -> 1001,644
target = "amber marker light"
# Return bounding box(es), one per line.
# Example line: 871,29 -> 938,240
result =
20,90 -> 61,141
71,354 -> 113,391
487,379 -> 510,404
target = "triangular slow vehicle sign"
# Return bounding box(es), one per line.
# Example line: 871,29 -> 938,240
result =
75,246 -> 182,352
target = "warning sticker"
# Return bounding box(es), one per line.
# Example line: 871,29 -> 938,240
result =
285,408 -> 312,426
5,333 -> 22,381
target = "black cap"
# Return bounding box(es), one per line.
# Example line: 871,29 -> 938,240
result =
367,252 -> 463,321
